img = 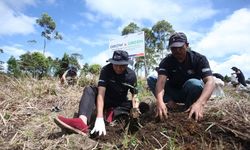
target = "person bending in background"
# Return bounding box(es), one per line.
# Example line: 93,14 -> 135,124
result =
60,66 -> 78,85
148,32 -> 215,121
54,50 -> 140,136
231,66 -> 247,87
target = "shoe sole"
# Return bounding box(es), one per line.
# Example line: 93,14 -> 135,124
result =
54,117 -> 87,136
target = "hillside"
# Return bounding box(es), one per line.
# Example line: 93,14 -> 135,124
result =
0,75 -> 249,150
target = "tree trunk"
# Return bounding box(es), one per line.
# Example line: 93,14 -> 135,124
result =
43,38 -> 46,55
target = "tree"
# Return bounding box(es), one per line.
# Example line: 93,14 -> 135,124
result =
142,27 -> 158,74
0,49 -> 4,71
46,56 -> 55,76
71,53 -> 83,60
7,56 -> 21,77
121,23 -> 158,76
121,20 -> 175,77
122,22 -> 140,36
121,23 -> 148,75
152,20 -> 174,59
31,52 -> 49,78
19,52 -> 49,78
80,63 -> 89,75
224,75 -> 231,83
27,40 -> 37,46
36,13 -> 62,54
134,57 -> 144,76
89,64 -> 101,75
19,52 -> 33,74
51,57 -> 61,77
54,53 -> 81,77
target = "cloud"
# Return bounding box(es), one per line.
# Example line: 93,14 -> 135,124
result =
102,20 -> 115,29
0,1 -> 36,36
77,36 -> 107,46
88,49 -> 112,66
196,8 -> 250,58
4,0 -> 36,10
209,53 -> 250,79
193,8 -> 250,78
1,45 -> 26,57
84,0 -> 217,29
80,12 -> 100,23
46,0 -> 57,5
67,46 -> 84,53
1,44 -> 54,60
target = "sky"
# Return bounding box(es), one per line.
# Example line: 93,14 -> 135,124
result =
0,0 -> 250,78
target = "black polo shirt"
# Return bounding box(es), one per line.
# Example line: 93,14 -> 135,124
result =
98,63 -> 138,105
158,50 -> 212,88
236,69 -> 247,86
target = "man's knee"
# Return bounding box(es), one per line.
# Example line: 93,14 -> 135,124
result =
147,76 -> 156,84
183,79 -> 203,93
83,85 -> 97,95
147,76 -> 157,88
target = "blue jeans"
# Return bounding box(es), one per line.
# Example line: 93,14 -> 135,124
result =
147,76 -> 204,109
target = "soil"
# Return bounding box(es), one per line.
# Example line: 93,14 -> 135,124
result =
1,76 -> 249,150
89,101 -> 250,150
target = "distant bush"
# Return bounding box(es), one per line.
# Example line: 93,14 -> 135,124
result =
224,75 -> 231,83
88,64 -> 101,75
77,73 -> 98,87
137,77 -> 151,100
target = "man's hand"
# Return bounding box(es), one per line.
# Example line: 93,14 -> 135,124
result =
185,102 -> 204,121
130,108 -> 141,119
155,101 -> 168,121
90,117 -> 106,136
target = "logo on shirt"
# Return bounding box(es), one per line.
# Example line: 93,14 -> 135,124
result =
159,68 -> 166,72
110,80 -> 115,83
187,69 -> 195,75
202,68 -> 211,73
99,79 -> 105,83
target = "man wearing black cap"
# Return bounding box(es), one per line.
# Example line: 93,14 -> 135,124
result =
148,32 -> 215,121
54,50 -> 139,136
231,66 -> 247,87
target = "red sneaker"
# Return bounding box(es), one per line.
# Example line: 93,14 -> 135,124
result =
54,115 -> 88,136
105,107 -> 114,123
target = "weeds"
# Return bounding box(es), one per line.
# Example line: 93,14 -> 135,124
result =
0,74 -> 249,149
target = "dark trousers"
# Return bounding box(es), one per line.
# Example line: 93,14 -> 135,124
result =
147,77 -> 204,109
78,86 -> 132,123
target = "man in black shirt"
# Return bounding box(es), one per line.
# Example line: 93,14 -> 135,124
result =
54,50 -> 139,136
60,66 -> 78,85
148,32 -> 215,121
231,66 -> 247,87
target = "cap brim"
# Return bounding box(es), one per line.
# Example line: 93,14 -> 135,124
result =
108,59 -> 133,65
169,42 -> 185,48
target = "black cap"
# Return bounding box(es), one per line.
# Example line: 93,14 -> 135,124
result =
168,32 -> 188,48
107,50 -> 133,65
231,67 -> 238,70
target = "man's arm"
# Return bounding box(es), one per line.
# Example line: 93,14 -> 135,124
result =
91,86 -> 106,136
155,75 -> 168,120
187,75 -> 215,121
131,94 -> 139,108
96,86 -> 106,118
199,75 -> 215,104
130,93 -> 141,119
61,70 -> 69,84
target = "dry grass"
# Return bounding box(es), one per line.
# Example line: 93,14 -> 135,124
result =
206,86 -> 250,142
0,74 -> 249,150
0,75 -> 97,149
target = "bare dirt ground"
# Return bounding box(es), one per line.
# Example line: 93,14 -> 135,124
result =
93,96 -> 250,150
0,74 -> 249,150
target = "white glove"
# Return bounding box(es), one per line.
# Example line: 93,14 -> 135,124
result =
90,117 -> 106,136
